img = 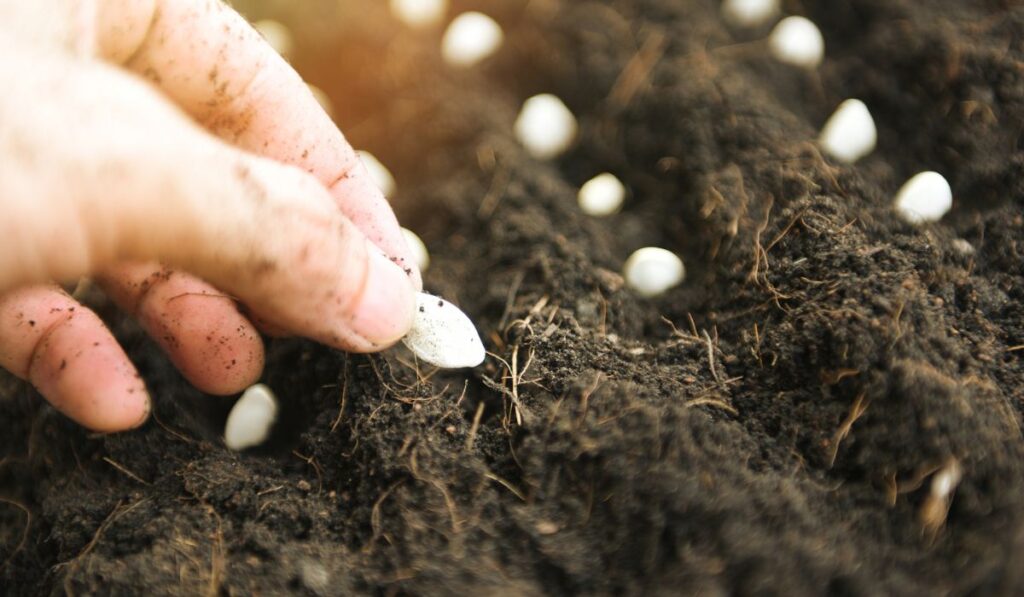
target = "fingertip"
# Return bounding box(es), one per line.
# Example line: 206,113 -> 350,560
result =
28,311 -> 151,433
397,250 -> 424,292
140,292 -> 266,396
330,172 -> 424,292
100,267 -> 266,396
342,243 -> 417,351
99,380 -> 151,433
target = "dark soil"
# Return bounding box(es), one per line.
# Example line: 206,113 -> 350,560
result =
3,0 -> 1024,594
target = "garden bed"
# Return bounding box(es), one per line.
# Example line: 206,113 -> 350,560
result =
2,0 -> 1023,593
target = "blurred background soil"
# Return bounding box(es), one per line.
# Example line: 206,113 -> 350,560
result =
2,0 -> 1024,594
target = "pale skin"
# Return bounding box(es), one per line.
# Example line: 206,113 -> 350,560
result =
0,0 -> 422,432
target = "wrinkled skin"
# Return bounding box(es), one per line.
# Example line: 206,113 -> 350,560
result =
0,0 -> 421,432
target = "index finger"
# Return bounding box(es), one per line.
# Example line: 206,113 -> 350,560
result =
94,0 -> 422,288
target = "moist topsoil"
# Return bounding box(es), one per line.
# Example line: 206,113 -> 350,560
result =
3,0 -> 1024,594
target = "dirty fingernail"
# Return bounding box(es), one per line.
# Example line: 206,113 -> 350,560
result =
347,243 -> 417,348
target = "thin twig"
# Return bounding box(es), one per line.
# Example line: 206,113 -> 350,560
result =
684,397 -> 738,416
331,371 -> 349,433
292,451 -> 323,496
483,472 -> 526,502
202,504 -> 225,597
102,457 -> 150,485
62,499 -> 148,595
826,393 -> 870,468
465,401 -> 485,451
608,29 -> 667,109
703,330 -> 720,383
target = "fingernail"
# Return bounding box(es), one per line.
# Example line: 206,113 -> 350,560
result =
348,243 -> 417,347
127,385 -> 152,430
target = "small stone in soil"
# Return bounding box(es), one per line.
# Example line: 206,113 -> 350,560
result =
894,171 -> 952,224
721,0 -> 780,29
402,293 -> 486,368
442,12 -> 503,67
224,383 -> 278,451
356,150 -> 396,197
819,99 -> 877,164
514,94 -> 578,160
578,173 -> 626,216
623,248 -> 686,298
769,16 -> 824,68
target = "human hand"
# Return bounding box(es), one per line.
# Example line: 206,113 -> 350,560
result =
0,0 -> 422,432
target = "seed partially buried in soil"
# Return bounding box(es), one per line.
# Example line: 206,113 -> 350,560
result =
578,172 -> 626,216
894,171 -> 952,224
253,19 -> 294,60
224,383 -> 278,451
390,0 -> 448,28
401,227 -> 430,271
514,94 -> 578,159
356,150 -> 396,197
623,247 -> 686,297
441,11 -> 504,67
721,0 -> 780,29
401,293 -> 486,368
768,16 -> 824,68
307,84 -> 333,118
819,99 -> 877,164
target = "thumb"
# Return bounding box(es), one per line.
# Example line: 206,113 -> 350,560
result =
0,51 -> 416,351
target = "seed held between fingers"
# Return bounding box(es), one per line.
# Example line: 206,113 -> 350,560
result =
401,293 -> 485,368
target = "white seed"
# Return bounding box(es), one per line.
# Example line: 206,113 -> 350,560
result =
402,293 -> 486,368
930,460 -> 962,500
951,238 -> 975,255
623,248 -> 685,298
307,84 -> 333,118
356,150 -> 396,197
298,560 -> 331,595
401,227 -> 430,272
768,16 -> 824,68
514,94 -> 578,160
224,384 -> 278,451
819,99 -> 877,164
441,12 -> 504,67
253,19 -> 294,59
578,173 -> 626,216
390,0 -> 448,28
721,0 -> 780,28
894,171 -> 952,224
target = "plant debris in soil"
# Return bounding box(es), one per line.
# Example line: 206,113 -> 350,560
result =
2,0 -> 1024,594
